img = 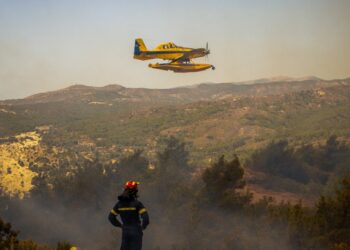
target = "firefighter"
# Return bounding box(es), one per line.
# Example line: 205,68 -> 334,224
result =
108,181 -> 149,250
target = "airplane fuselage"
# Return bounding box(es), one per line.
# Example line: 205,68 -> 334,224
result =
134,49 -> 208,61
134,42 -> 208,61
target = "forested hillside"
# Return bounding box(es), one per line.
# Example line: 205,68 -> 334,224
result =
1,78 -> 349,199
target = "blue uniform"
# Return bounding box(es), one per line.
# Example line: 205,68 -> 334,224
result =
108,193 -> 149,250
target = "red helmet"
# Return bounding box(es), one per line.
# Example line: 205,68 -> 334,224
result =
124,181 -> 139,190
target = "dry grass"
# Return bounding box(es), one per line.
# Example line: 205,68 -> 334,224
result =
0,131 -> 42,197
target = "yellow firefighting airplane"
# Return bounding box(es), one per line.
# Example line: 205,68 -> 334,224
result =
133,38 -> 215,73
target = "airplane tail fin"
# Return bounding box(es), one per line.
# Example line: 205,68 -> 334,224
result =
134,38 -> 147,56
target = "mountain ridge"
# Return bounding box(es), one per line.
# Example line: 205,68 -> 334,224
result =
2,76 -> 349,105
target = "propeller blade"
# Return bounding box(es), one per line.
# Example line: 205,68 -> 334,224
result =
205,42 -> 209,61
202,42 -> 210,63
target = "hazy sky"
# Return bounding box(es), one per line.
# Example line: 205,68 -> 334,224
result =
0,0 -> 349,100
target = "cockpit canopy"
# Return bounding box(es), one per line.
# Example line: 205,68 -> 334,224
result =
156,42 -> 178,50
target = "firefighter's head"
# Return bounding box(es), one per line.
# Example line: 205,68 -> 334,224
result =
124,180 -> 139,197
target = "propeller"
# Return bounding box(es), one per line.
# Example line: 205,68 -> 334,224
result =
205,42 -> 215,70
205,42 -> 210,61
206,42 -> 210,56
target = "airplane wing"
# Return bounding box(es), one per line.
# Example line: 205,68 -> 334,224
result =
172,55 -> 190,62
172,49 -> 203,62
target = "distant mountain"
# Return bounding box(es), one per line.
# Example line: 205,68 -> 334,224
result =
2,77 -> 348,105
242,75 -> 322,84
1,77 -> 350,200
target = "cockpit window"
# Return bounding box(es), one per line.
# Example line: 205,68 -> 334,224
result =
162,44 -> 177,49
